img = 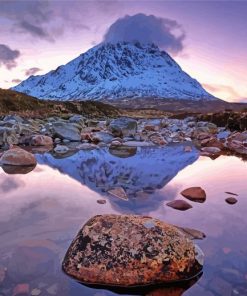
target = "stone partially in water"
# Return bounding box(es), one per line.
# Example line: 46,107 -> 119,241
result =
166,200 -> 193,211
181,187 -> 206,203
1,164 -> 36,174
0,148 -> 37,166
225,197 -> 238,205
62,215 -> 203,287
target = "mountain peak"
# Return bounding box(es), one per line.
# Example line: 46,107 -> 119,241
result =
12,42 -> 216,102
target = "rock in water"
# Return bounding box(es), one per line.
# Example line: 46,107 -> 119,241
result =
62,215 -> 203,287
166,200 -> 192,211
181,187 -> 206,203
225,197 -> 238,205
0,148 -> 37,166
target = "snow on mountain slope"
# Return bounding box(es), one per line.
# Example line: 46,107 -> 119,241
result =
12,42 -> 216,101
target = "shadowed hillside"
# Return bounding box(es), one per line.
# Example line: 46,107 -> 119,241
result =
0,89 -> 120,118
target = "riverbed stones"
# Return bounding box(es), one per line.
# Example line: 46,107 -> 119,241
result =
0,148 -> 37,166
62,214 -> 203,287
181,187 -> 206,203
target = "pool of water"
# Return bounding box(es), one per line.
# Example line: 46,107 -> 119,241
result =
0,144 -> 247,295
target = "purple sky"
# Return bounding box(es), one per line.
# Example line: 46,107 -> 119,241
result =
0,0 -> 246,102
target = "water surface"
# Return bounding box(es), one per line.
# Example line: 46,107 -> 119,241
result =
0,145 -> 246,295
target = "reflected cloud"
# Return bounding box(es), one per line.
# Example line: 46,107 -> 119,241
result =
0,175 -> 25,193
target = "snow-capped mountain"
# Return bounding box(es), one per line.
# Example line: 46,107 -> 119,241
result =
12,42 -> 216,101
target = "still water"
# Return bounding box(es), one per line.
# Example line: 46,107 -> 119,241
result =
0,144 -> 246,295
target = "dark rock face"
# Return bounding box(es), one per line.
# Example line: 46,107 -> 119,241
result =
198,111 -> 247,131
62,215 -> 203,287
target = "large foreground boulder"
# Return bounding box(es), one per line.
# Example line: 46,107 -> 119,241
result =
62,215 -> 203,287
0,148 -> 37,166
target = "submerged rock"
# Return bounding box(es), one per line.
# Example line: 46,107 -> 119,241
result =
0,148 -> 37,166
181,187 -> 206,203
1,164 -> 36,174
62,214 -> 203,287
225,197 -> 238,205
166,200 -> 192,211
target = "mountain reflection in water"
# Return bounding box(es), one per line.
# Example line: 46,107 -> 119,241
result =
0,144 -> 247,296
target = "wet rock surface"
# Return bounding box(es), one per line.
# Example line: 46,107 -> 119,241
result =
62,214 -> 203,287
166,200 -> 193,211
181,187 -> 206,203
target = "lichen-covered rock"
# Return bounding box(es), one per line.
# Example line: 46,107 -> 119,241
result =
0,148 -> 37,166
62,215 -> 203,287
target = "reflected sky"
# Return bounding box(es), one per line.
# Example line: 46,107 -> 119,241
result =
0,146 -> 247,295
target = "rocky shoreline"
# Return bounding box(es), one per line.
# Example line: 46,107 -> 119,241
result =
0,112 -> 246,164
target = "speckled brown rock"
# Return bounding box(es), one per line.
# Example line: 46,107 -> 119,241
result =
0,148 -> 37,166
62,215 -> 203,287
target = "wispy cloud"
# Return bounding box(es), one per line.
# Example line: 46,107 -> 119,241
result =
25,67 -> 42,76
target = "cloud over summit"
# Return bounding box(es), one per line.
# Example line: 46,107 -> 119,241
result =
103,13 -> 185,54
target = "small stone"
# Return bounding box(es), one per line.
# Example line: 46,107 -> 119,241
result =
201,146 -> 221,155
225,197 -> 238,204
178,227 -> 206,240
13,284 -> 30,296
97,199 -> 106,204
166,200 -> 192,211
181,187 -> 206,203
184,146 -> 192,152
108,187 -> 128,200
225,191 -> 238,196
54,145 -> 69,154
